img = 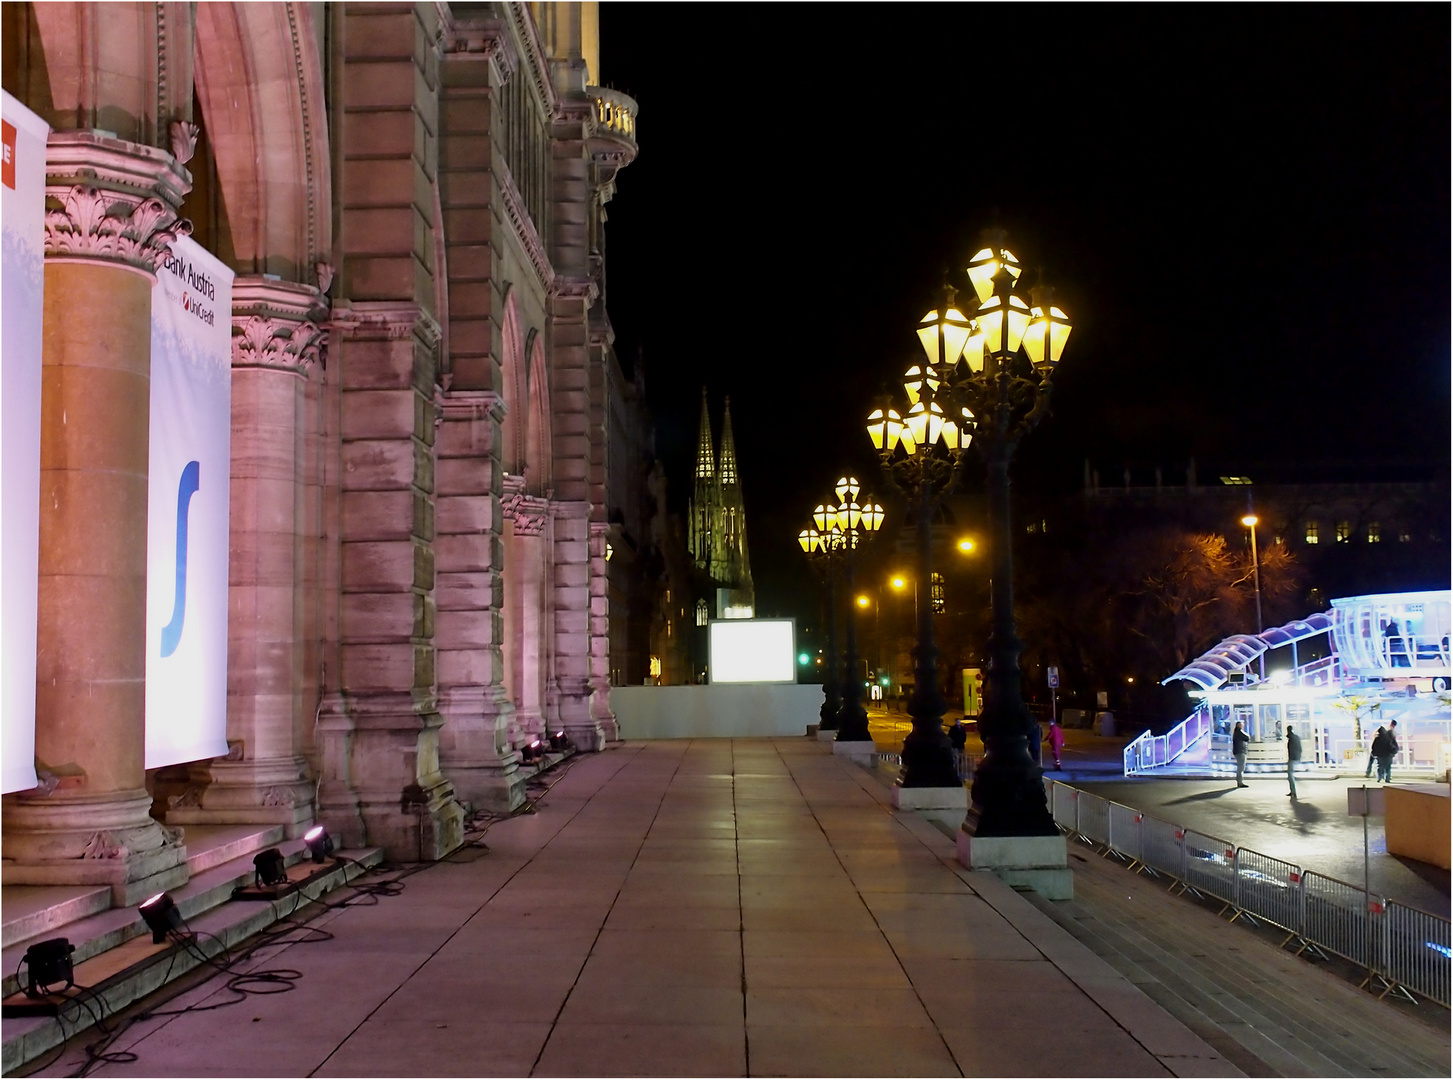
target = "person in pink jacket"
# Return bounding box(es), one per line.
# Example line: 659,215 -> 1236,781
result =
1046,719 -> 1065,770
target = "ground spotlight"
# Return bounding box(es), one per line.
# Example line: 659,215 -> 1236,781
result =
548,730 -> 569,751
253,847 -> 287,886
303,825 -> 335,864
521,738 -> 544,763
139,892 -> 183,944
20,938 -> 75,998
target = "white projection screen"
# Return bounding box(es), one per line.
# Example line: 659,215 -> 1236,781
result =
145,236 -> 234,769
709,619 -> 796,683
1,91 -> 48,793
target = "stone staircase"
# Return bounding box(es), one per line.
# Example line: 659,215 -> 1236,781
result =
2,824 -> 381,1073
1028,840 -> 1450,1077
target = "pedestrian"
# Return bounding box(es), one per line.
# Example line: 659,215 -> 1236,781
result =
1286,725 -> 1302,798
1367,726 -> 1387,779
1047,718 -> 1065,770
948,719 -> 967,780
1379,720 -> 1399,783
1232,721 -> 1248,787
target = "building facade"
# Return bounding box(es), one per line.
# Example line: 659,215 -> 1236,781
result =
1,0 -> 639,902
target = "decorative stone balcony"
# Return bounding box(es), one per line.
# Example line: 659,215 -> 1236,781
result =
587,86 -> 638,170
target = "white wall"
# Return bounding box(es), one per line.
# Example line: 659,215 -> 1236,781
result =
611,685 -> 822,739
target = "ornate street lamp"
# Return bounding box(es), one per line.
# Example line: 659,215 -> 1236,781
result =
799,523 -> 844,731
870,228 -> 1073,835
829,477 -> 884,742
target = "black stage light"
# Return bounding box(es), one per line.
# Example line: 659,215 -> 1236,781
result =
20,938 -> 75,998
253,847 -> 288,886
303,824 -> 335,863
548,730 -> 568,751
138,892 -> 183,944
521,737 -> 543,763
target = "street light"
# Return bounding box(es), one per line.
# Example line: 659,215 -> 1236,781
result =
799,524 -> 843,731
869,228 -> 1072,835
829,477 -> 884,743
1242,514 -> 1263,633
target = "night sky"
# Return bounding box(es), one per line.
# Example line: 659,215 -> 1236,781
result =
598,6 -> 1451,621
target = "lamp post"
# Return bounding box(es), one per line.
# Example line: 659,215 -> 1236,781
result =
825,478 -> 884,742
799,523 -> 843,731
1242,513 -> 1265,682
868,229 -> 1072,834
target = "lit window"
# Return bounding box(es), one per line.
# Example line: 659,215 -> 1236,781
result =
1273,536 -> 1284,546
1026,522 -> 1037,534
695,599 -> 708,627
649,656 -> 662,678
1335,521 -> 1350,543
930,572 -> 946,614
1399,528 -> 1411,543
1305,521 -> 1319,544
1367,522 -> 1380,544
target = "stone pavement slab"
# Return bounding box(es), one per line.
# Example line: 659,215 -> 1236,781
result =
27,739 -> 1238,1078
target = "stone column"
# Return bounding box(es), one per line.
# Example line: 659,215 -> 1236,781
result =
434,390 -> 524,812
165,279 -> 326,836
588,521 -> 618,740
315,302 -> 464,861
2,133 -> 191,904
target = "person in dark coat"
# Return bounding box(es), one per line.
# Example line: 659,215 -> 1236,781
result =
1286,726 -> 1302,798
1378,720 -> 1400,782
1368,726 -> 1388,779
1232,721 -> 1249,787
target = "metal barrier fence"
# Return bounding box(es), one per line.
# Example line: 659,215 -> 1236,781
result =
1233,848 -> 1302,934
1383,901 -> 1452,1006
1181,829 -> 1237,905
1044,779 -> 1451,1006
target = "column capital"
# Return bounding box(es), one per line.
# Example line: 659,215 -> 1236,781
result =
439,389 -> 506,423
441,15 -> 518,83
231,277 -> 331,373
329,301 -> 443,349
43,131 -> 192,278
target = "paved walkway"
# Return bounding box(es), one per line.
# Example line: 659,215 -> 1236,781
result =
35,740 -> 1235,1078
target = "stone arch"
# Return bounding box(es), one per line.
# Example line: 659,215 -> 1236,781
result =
524,330 -> 552,494
498,289 -> 526,476
192,1 -> 331,282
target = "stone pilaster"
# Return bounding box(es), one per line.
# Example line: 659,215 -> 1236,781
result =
165,278 -> 326,836
315,302 -> 463,861
551,500 -> 601,750
501,474 -> 553,746
434,390 -> 524,812
2,132 -> 191,904
588,521 -> 617,740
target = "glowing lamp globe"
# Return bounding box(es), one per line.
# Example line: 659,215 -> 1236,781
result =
977,293 -> 1032,356
901,364 -> 940,406
915,307 -> 973,368
812,503 -> 834,532
966,246 -> 1022,304
834,476 -> 861,503
904,400 -> 958,451
866,407 -> 904,454
1022,304 -> 1072,369
860,500 -> 885,533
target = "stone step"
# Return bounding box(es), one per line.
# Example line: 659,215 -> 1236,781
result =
1,846 -> 382,1075
1032,844 -> 1449,1077
181,823 -> 287,876
0,885 -> 112,950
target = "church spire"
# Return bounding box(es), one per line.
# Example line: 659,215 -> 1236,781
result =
694,387 -> 715,479
718,395 -> 739,487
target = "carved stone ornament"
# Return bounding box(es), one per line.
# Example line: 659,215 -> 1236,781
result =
233,313 -> 326,372
81,831 -> 129,860
44,185 -> 191,276
167,787 -> 204,810
261,786 -> 295,808
502,493 -> 549,536
316,260 -> 335,295
169,120 -> 200,165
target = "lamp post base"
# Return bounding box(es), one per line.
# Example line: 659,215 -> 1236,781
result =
956,833 -> 1072,899
899,730 -> 960,788
963,758 -> 1058,837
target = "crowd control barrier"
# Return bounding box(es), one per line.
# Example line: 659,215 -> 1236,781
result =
1044,779 -> 1451,1006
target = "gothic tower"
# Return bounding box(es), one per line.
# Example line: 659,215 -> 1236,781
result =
687,388 -> 756,618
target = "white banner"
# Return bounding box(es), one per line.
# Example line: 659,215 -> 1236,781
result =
145,235 -> 233,769
1,91 -> 48,793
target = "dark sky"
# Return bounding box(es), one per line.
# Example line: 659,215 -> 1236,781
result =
598,5 -> 1451,620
